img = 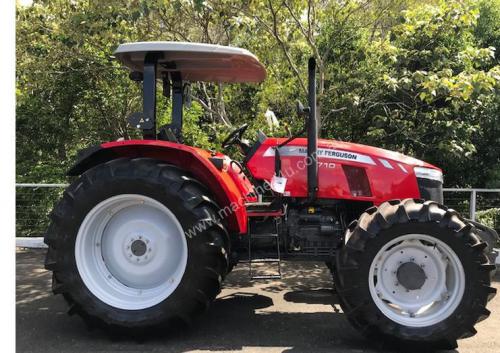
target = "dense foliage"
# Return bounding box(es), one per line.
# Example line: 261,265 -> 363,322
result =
16,0 -> 500,188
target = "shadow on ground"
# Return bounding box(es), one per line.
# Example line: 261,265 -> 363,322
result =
16,249 -> 497,353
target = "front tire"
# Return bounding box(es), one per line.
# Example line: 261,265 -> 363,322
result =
334,199 -> 496,349
44,158 -> 229,332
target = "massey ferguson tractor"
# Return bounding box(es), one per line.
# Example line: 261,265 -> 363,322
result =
44,42 -> 498,349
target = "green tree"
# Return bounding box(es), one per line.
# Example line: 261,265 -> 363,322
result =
16,0 -> 499,188
319,0 -> 499,187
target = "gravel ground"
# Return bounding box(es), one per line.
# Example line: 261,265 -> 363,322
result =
16,248 -> 500,353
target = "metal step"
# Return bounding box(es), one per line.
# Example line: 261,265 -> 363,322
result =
248,217 -> 281,280
250,233 -> 279,238
241,258 -> 280,263
245,202 -> 272,207
251,275 -> 282,280
247,210 -> 283,217
245,201 -> 283,218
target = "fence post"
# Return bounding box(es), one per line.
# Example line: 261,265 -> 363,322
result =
470,189 -> 477,221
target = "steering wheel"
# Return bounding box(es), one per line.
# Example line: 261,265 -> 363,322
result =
222,124 -> 249,148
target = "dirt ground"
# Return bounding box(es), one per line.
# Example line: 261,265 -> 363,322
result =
16,248 -> 500,353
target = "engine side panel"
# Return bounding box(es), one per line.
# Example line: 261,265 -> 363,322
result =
246,138 -> 439,205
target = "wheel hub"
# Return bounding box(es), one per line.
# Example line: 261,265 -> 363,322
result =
124,236 -> 153,264
397,261 -> 426,290
131,239 -> 147,257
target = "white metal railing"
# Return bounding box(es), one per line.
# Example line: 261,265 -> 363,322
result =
443,188 -> 500,224
15,183 -> 500,237
16,183 -> 68,238
15,183 -> 69,188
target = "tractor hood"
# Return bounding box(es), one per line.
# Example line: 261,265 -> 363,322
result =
258,138 -> 439,170
320,139 -> 438,170
245,137 -> 443,204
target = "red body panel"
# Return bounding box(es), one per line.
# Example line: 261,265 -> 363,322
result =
100,140 -> 254,234
94,136 -> 439,234
245,138 -> 440,205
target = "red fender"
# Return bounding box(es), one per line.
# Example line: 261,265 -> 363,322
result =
68,140 -> 249,234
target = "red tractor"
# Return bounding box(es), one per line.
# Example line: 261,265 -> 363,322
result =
45,42 -> 497,349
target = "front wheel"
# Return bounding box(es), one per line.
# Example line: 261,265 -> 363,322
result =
44,158 -> 229,332
334,199 -> 496,349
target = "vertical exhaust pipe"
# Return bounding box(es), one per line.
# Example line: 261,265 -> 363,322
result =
307,57 -> 318,201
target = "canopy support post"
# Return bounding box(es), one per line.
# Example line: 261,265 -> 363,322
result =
142,53 -> 159,139
170,71 -> 183,141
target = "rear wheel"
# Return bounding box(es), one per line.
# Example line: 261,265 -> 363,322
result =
334,199 -> 496,349
44,158 -> 229,332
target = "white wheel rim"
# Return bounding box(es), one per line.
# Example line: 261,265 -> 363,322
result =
368,233 -> 465,327
75,194 -> 188,310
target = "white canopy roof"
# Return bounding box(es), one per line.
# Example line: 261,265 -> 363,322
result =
114,41 -> 266,83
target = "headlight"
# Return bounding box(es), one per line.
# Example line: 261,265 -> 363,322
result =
414,167 -> 443,183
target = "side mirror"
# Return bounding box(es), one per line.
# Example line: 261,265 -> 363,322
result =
296,100 -> 310,118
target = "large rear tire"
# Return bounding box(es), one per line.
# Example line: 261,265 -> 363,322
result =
334,199 -> 496,349
44,158 -> 229,332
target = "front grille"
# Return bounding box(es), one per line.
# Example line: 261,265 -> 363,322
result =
417,177 -> 443,204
